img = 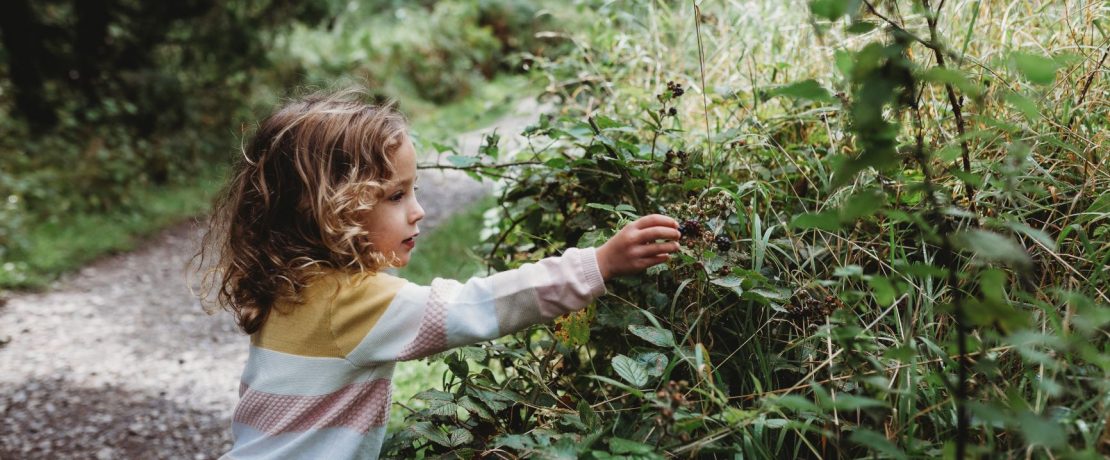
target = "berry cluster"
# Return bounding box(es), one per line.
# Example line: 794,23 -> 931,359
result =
656,81 -> 686,117
666,81 -> 685,98
678,219 -> 701,239
669,191 -> 736,255
785,291 -> 843,321
653,380 -> 691,440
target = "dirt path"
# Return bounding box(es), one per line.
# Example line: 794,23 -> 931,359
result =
0,100 -> 543,459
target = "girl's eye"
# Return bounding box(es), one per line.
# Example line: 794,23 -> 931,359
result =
390,191 -> 405,202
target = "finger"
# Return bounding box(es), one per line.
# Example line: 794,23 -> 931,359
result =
643,253 -> 671,268
634,242 -> 680,256
633,214 -> 678,230
635,226 -> 681,243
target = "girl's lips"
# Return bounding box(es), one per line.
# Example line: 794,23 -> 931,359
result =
402,235 -> 417,249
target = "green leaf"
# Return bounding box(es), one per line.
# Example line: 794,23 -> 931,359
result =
846,21 -> 877,34
919,67 -> 983,97
792,210 -> 842,231
839,189 -> 885,220
868,276 -> 896,306
409,422 -> 451,447
1004,222 -> 1056,252
1005,92 -> 1040,122
1016,411 -> 1066,448
710,275 -> 743,288
449,428 -> 474,447
593,115 -> 624,130
636,352 -> 669,377
447,154 -> 479,168
612,354 -> 649,387
577,399 -> 600,429
1011,52 -> 1062,85
768,394 -> 820,413
457,396 -> 493,420
829,394 -> 887,410
765,79 -> 835,103
952,230 -> 1033,269
809,0 -> 861,21
609,437 -> 655,455
849,428 -> 908,460
628,324 -> 675,347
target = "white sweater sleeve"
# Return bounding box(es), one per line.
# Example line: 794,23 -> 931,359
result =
342,247 -> 607,366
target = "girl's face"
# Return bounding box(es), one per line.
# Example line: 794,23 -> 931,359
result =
365,137 -> 425,267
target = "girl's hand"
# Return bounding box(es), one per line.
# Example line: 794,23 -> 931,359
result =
596,214 -> 682,280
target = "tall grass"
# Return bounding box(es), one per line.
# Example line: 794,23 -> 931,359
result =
387,1 -> 1109,457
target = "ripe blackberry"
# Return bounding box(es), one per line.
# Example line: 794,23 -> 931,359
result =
679,219 -> 701,239
715,235 -> 732,252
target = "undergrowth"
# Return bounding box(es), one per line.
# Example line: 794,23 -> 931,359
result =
385,1 -> 1109,458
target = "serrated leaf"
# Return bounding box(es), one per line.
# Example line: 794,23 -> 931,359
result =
414,390 -> 454,401
628,324 -> 675,347
468,388 -> 511,412
425,398 -> 459,417
456,346 -> 488,362
449,428 -> 474,447
612,354 -> 649,387
409,422 -> 451,447
457,396 -> 493,419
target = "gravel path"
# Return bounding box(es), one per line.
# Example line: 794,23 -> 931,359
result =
0,100 -> 543,459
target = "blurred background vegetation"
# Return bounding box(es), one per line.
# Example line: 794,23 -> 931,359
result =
2,0 -> 1108,457
0,0 -> 571,288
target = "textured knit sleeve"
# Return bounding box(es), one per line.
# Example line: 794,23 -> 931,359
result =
334,247 -> 606,366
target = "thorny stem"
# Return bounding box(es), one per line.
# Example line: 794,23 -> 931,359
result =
920,0 -> 976,214
909,36 -> 970,458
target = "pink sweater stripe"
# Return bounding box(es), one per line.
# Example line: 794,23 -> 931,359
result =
233,379 -> 391,435
395,279 -> 452,360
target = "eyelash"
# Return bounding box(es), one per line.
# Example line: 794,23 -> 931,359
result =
389,186 -> 419,202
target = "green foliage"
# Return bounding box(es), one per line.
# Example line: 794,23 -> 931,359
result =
384,1 -> 1110,458
0,0 -> 335,273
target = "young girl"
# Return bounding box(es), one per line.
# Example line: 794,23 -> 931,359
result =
200,87 -> 681,459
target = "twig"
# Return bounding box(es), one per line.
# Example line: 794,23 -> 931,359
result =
692,2 -> 715,184
921,0 -> 976,213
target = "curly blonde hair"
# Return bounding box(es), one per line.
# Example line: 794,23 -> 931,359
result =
196,87 -> 409,334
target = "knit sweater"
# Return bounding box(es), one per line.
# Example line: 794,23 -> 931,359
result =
222,247 -> 606,459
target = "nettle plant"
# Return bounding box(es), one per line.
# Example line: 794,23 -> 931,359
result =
384,1 -> 1109,458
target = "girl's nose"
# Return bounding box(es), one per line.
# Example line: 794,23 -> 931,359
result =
410,200 -> 425,223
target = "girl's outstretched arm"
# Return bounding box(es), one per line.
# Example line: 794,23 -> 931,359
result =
330,215 -> 681,366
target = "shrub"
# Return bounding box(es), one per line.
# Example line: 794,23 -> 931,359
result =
384,1 -> 1109,458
